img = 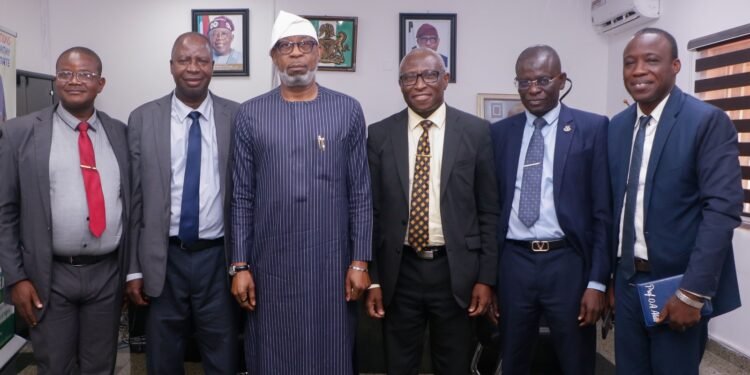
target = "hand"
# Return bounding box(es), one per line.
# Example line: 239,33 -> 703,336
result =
578,288 -> 605,327
656,294 -> 701,331
486,293 -> 500,326
232,270 -> 256,311
10,280 -> 43,327
468,283 -> 492,317
345,261 -> 371,302
365,287 -> 385,319
126,279 -> 149,306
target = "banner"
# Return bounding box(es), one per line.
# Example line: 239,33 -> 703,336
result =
0,25 -> 17,122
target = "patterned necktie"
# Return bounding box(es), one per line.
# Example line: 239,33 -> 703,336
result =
407,120 -> 433,251
620,115 -> 652,279
77,122 -> 106,238
179,111 -> 202,245
518,117 -> 548,227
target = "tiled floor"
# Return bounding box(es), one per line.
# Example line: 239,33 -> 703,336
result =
7,326 -> 749,374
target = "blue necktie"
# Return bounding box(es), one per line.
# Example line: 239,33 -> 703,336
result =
179,111 -> 201,245
620,115 -> 652,279
518,117 -> 547,227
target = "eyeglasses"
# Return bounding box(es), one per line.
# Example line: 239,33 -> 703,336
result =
275,40 -> 318,55
514,75 -> 560,90
399,70 -> 442,86
417,36 -> 438,43
56,71 -> 100,83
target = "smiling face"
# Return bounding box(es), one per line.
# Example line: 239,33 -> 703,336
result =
54,50 -> 105,118
622,32 -> 681,114
209,27 -> 234,56
170,33 -> 213,108
399,49 -> 449,118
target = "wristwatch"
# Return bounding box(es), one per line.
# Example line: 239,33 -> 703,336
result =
228,264 -> 250,276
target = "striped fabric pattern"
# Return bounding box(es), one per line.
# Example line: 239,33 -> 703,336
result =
231,85 -> 372,374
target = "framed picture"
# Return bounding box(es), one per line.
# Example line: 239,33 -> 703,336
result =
476,94 -> 524,123
192,9 -> 249,76
303,16 -> 357,72
399,13 -> 457,83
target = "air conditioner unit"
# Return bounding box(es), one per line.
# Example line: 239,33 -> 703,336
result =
591,0 -> 660,35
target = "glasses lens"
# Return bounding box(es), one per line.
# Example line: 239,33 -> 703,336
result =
400,74 -> 417,86
538,77 -> 552,86
56,71 -> 73,81
299,41 -> 315,53
277,42 -> 293,54
423,71 -> 440,83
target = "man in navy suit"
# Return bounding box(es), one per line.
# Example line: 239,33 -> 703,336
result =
609,28 -> 742,374
489,45 -> 611,375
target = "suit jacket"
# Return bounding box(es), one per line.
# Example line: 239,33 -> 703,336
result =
368,105 -> 499,309
127,92 -> 239,297
491,104 -> 612,286
608,86 -> 742,316
0,105 -> 130,319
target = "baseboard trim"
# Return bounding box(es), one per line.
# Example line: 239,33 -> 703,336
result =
707,338 -> 750,372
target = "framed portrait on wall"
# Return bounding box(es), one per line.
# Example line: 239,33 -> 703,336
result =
303,16 -> 357,72
476,93 -> 524,123
192,8 -> 249,76
399,13 -> 456,83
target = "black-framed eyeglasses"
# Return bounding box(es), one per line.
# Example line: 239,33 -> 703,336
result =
399,70 -> 442,86
56,70 -> 100,83
275,40 -> 318,55
514,75 -> 560,90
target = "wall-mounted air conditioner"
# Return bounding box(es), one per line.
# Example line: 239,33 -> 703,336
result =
591,0 -> 660,35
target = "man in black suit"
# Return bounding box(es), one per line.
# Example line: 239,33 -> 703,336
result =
366,47 -> 498,374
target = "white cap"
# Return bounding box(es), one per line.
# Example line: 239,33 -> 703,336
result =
269,10 -> 318,51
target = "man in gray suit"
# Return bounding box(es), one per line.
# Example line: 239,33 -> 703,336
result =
366,48 -> 498,373
126,32 -> 239,374
0,47 -> 129,374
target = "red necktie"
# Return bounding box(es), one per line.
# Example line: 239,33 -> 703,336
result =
77,122 -> 106,238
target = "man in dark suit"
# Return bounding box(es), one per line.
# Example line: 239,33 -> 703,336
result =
0,47 -> 129,373
609,28 -> 742,374
126,32 -> 239,374
490,45 -> 611,375
366,47 -> 498,374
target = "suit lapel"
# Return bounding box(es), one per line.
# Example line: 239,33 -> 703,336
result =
553,105 -> 575,206
154,95 -> 172,197
644,87 -> 684,221
505,114 -> 526,204
440,107 -> 462,195
212,95 -> 232,200
33,108 -> 55,228
390,111 -> 410,199
612,106 -> 637,213
99,112 -> 129,210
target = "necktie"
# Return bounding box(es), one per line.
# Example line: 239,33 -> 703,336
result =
620,115 -> 652,279
407,120 -> 433,251
518,117 -> 547,227
77,122 -> 106,238
179,111 -> 202,245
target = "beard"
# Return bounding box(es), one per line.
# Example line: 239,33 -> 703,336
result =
278,65 -> 317,87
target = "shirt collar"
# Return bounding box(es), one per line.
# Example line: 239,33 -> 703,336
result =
171,91 -> 213,122
55,104 -> 99,131
635,92 -> 671,128
524,102 -> 561,128
407,102 -> 447,130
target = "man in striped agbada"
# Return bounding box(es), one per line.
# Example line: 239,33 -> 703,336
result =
229,10 -> 372,375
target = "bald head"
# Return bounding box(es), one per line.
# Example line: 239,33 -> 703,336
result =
171,32 -> 212,61
56,46 -> 102,74
400,47 -> 446,73
515,45 -> 561,76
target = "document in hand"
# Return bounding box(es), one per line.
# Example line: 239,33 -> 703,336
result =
635,274 -> 713,327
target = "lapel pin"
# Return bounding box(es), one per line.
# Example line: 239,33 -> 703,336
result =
563,124 -> 572,133
317,134 -> 326,151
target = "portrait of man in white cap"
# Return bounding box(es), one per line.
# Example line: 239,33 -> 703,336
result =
229,10 -> 372,375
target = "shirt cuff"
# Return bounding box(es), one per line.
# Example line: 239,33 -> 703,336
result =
368,284 -> 381,290
587,281 -> 606,292
126,273 -> 143,282
681,288 -> 712,301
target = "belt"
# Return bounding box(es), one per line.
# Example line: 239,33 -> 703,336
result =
507,238 -> 569,253
404,245 -> 446,260
53,251 -> 117,266
169,236 -> 224,252
634,257 -> 651,272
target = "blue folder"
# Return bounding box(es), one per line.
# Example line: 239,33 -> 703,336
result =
635,274 -> 713,327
